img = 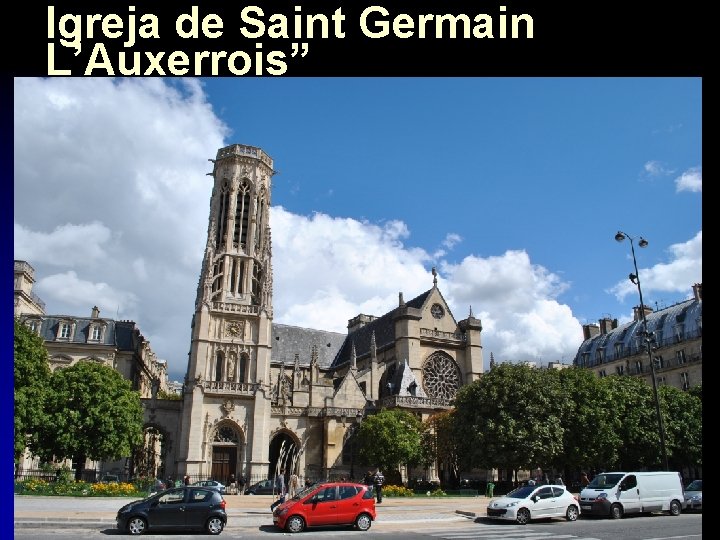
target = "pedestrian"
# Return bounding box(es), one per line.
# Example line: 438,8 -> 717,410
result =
555,475 -> 564,485
372,468 -> 385,503
580,472 -> 590,487
238,474 -> 246,495
363,470 -> 373,486
543,473 -> 550,485
270,468 -> 286,512
184,474 -> 190,486
288,472 -> 299,498
528,478 -> 536,486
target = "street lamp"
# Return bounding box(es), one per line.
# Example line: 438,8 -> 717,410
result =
614,231 -> 669,470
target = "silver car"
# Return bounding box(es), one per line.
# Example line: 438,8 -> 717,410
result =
486,484 -> 580,525
684,480 -> 702,511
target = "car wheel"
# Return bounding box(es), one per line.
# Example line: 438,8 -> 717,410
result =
516,508 -> 531,525
669,500 -> 682,516
286,515 -> 305,533
610,503 -> 623,519
565,505 -> 579,521
206,516 -> 224,535
127,517 -> 147,535
355,513 -> 372,531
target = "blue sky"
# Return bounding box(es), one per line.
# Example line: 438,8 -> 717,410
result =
14,77 -> 702,381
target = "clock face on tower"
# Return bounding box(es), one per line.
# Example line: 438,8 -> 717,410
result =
226,322 -> 240,337
430,303 -> 444,319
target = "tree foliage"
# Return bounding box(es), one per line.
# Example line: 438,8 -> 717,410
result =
450,362 -> 702,476
660,384 -> 702,468
452,363 -> 564,478
421,411 -> 459,481
31,361 -> 144,478
356,408 -> 422,474
14,319 -> 51,459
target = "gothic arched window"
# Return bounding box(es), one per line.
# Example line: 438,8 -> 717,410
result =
215,351 -> 224,381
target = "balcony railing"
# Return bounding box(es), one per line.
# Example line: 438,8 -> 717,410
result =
419,328 -> 466,342
379,395 -> 453,409
211,302 -> 260,315
202,380 -> 259,396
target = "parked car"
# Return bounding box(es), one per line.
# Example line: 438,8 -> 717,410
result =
116,485 -> 227,535
486,484 -> 580,525
245,478 -> 276,495
273,481 -> 376,533
684,479 -> 702,511
192,479 -> 226,494
101,474 -> 120,483
579,471 -> 684,519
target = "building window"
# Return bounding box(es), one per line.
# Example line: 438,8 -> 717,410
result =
654,355 -> 664,369
657,376 -> 666,386
680,372 -> 690,391
614,342 -> 624,359
59,322 -> 71,339
676,349 -> 686,365
599,369 -> 607,377
634,360 -> 643,374
595,348 -> 605,364
615,365 -> 624,375
26,319 -> 40,334
90,325 -> 101,341
674,324 -> 684,343
581,353 -> 590,367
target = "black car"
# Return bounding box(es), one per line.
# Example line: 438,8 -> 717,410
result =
245,478 -> 276,495
116,486 -> 227,535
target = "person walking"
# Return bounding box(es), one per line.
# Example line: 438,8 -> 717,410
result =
184,475 -> 190,486
270,468 -> 286,512
372,468 -> 385,503
288,472 -> 299,498
580,472 -> 590,487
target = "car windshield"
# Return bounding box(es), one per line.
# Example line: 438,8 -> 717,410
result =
506,485 -> 536,499
587,473 -> 625,489
292,484 -> 321,500
686,480 -> 702,491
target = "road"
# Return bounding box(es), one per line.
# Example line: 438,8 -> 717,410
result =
15,494 -> 702,539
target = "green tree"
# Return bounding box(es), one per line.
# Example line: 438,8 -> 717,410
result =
356,408 -> 422,477
32,361 -> 145,480
660,384 -> 702,470
14,319 -> 51,461
453,363 -> 564,481
554,367 -> 620,475
603,375 -> 660,470
421,411 -> 459,483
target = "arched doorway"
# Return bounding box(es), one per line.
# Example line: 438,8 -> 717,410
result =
211,423 -> 243,486
269,431 -> 300,479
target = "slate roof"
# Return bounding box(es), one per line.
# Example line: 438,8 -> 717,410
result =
21,315 -> 143,352
574,296 -> 702,365
271,323 -> 346,368
330,289 -> 432,369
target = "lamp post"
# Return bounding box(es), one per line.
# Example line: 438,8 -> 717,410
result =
614,231 -> 669,470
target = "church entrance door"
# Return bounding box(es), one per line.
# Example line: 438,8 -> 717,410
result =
211,446 -> 236,486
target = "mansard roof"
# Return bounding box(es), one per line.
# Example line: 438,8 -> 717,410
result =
24,314 -> 143,350
574,294 -> 702,364
330,288 -> 433,369
271,323 -> 346,368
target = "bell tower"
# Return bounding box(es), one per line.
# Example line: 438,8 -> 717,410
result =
178,144 -> 276,478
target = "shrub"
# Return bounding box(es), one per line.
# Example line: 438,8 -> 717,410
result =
382,484 -> 414,497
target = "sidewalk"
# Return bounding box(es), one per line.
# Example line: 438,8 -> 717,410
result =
14,493 -> 490,529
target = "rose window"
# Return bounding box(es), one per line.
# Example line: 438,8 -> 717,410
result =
422,353 -> 461,400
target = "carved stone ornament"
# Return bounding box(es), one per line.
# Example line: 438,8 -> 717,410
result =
222,399 -> 235,416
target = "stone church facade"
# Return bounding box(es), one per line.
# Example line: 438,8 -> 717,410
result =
15,143 -> 485,485
172,143 -> 485,485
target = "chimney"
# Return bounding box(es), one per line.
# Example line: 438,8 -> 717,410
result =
692,283 -> 702,302
633,305 -> 653,321
582,324 -> 600,341
91,306 -> 100,318
598,317 -> 613,335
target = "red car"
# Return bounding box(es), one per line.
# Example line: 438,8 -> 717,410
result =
273,481 -> 376,533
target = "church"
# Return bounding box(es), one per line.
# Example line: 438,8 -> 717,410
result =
16,143 -> 486,486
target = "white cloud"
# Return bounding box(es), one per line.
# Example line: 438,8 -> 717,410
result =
644,160 -> 672,176
439,251 -> 582,364
675,167 -> 702,193
607,231 -> 702,305
14,222 -> 112,266
35,271 -> 138,317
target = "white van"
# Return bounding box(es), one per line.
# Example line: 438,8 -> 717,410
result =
579,471 -> 684,519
